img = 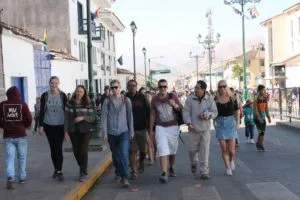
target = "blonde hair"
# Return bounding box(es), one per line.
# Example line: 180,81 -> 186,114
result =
216,80 -> 234,101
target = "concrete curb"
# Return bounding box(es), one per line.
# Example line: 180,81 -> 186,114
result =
64,152 -> 112,200
276,122 -> 300,131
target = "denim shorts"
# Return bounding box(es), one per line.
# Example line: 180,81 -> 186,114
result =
215,115 -> 237,140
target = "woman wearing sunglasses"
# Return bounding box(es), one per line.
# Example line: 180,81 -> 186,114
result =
214,80 -> 240,176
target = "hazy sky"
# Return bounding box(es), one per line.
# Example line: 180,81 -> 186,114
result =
112,0 -> 299,72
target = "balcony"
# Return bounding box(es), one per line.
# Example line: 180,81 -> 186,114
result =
78,19 -> 105,42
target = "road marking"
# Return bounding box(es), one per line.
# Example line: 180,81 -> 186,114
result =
182,186 -> 222,200
247,182 -> 300,200
115,191 -> 150,200
235,157 -> 253,173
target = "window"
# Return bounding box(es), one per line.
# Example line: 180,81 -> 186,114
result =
79,41 -> 86,62
107,30 -> 111,50
77,2 -> 83,32
291,41 -> 294,53
299,17 -> 300,35
109,56 -> 112,75
92,46 -> 97,64
291,20 -> 294,37
259,59 -> 265,67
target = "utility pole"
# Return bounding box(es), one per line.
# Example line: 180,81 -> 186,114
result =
0,8 -> 6,101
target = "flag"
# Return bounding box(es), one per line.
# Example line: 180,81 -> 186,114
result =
117,55 -> 123,65
43,28 -> 48,44
231,6 -> 250,19
248,5 -> 259,19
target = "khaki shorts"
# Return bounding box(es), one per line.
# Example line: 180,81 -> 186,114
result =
130,129 -> 148,153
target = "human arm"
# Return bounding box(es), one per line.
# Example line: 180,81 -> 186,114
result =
149,99 -> 156,138
182,97 -> 195,131
125,97 -> 134,139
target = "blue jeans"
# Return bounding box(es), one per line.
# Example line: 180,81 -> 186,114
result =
245,124 -> 254,139
4,137 -> 28,180
108,132 -> 129,179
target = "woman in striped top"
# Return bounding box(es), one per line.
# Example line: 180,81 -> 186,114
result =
64,85 -> 95,182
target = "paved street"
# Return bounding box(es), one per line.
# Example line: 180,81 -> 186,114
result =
84,124 -> 300,200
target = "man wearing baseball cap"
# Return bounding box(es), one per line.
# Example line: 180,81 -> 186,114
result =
183,80 -> 218,179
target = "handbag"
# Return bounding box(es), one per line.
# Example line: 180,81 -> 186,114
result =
168,93 -> 184,125
72,102 -> 93,134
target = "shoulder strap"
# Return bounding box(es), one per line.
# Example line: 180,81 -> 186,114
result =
168,93 -> 173,100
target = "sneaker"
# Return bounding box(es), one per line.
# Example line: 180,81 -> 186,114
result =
112,175 -> 121,183
6,177 -> 15,190
200,174 -> 210,180
169,167 -> 176,177
246,137 -> 250,143
191,164 -> 197,174
226,168 -> 232,176
256,143 -> 262,152
121,178 -> 130,188
230,160 -> 235,171
19,179 -> 26,184
159,172 -> 168,183
52,171 -> 58,179
79,174 -> 87,182
250,139 -> 255,144
261,144 -> 266,152
56,171 -> 64,181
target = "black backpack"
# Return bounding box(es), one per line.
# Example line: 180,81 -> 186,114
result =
168,93 -> 184,126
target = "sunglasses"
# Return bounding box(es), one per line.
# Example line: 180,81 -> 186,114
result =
218,85 -> 227,89
158,85 -> 167,89
110,86 -> 119,90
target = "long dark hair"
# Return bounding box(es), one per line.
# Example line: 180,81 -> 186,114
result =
72,85 -> 90,106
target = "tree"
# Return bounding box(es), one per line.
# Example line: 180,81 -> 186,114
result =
232,64 -> 243,90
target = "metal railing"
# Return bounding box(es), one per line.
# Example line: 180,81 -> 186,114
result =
267,87 -> 300,121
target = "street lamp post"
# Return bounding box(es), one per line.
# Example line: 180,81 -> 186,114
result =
224,0 -> 261,100
130,21 -> 137,80
197,9 -> 220,92
142,47 -> 147,89
189,51 -> 205,81
86,0 -> 100,138
148,56 -> 164,88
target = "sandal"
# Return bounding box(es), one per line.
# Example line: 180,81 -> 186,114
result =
130,172 -> 137,180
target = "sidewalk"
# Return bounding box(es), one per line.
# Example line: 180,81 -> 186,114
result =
0,132 -> 112,200
275,118 -> 300,131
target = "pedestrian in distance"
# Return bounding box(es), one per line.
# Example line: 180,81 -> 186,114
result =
100,85 -> 110,109
145,91 -> 155,165
243,99 -> 255,144
149,79 -> 183,183
38,76 -> 68,181
101,79 -> 134,188
0,86 -> 32,189
33,97 -> 41,133
183,80 -> 218,180
64,85 -> 95,182
253,84 -> 271,152
214,80 -> 240,176
67,93 -> 72,101
126,80 -> 150,180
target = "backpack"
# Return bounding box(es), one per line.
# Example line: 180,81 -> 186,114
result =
168,93 -> 184,126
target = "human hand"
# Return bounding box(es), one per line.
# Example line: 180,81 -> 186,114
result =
38,127 -> 44,136
64,131 -> 69,142
73,116 -> 84,123
188,124 -> 195,132
103,134 -> 108,142
130,132 -> 134,140
199,113 -> 205,120
236,123 -> 240,131
169,99 -> 177,107
267,117 -> 271,123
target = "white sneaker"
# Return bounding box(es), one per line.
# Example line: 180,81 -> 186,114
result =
230,160 -> 235,171
246,137 -> 250,143
226,168 -> 232,176
250,139 -> 255,144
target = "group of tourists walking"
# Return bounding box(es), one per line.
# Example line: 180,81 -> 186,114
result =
0,75 -> 271,190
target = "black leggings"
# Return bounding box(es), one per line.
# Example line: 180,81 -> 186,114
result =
69,132 -> 91,175
254,119 -> 266,136
44,124 -> 64,172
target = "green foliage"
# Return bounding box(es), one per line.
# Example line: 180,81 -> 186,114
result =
232,64 -> 243,79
